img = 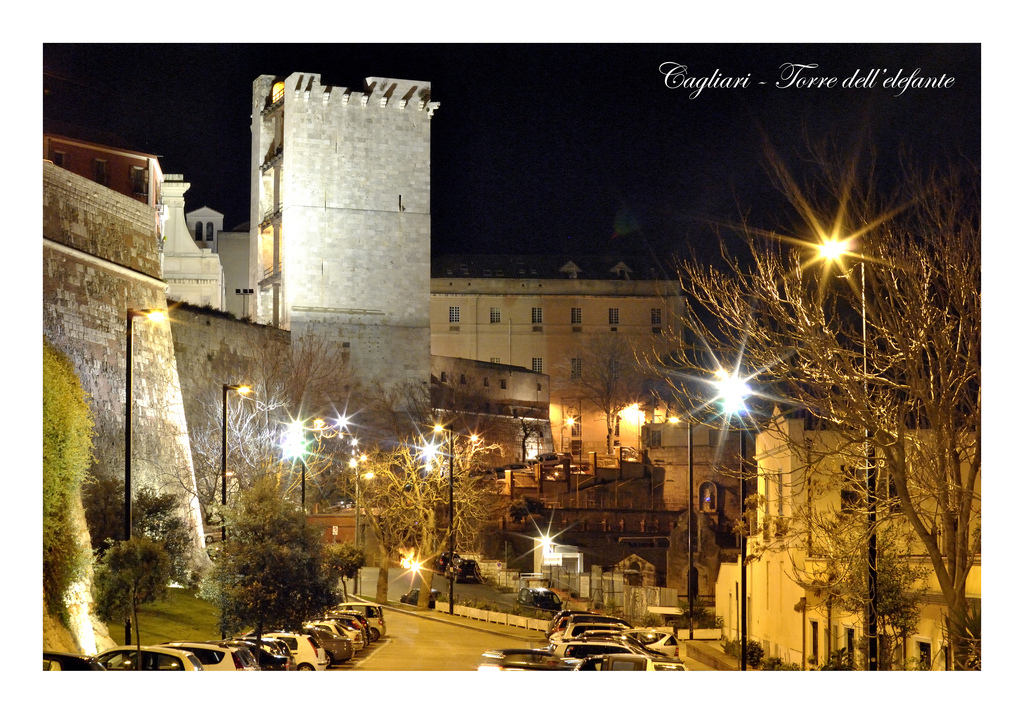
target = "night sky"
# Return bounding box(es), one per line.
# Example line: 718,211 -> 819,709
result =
42,43 -> 979,265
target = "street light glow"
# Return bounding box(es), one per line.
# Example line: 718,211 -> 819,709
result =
715,370 -> 751,415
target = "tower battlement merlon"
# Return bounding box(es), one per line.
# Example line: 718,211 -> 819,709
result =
363,76 -> 439,114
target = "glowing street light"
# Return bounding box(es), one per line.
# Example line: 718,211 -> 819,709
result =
123,306 -> 166,645
434,423 -> 457,615
220,384 -> 250,543
714,368 -> 751,671
816,237 -> 879,671
282,420 -> 309,511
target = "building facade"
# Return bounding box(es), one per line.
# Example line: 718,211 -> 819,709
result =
162,177 -> 225,310
249,73 -> 439,395
714,411 -> 981,670
430,255 -> 685,460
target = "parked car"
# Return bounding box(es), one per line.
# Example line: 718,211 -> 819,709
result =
332,609 -> 375,642
478,648 -> 567,671
219,638 -> 291,671
549,620 -> 630,644
313,617 -> 365,651
43,651 -> 105,671
400,588 -> 439,608
548,612 -> 631,640
92,645 -> 205,671
333,601 -> 387,639
545,637 -> 646,667
161,641 -> 258,671
245,632 -> 327,671
323,610 -> 372,645
455,559 -> 483,583
572,652 -> 687,671
302,624 -> 354,666
517,587 -> 563,615
612,629 -> 681,660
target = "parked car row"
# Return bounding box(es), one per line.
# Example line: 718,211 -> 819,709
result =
43,601 -> 388,672
478,608 -> 687,671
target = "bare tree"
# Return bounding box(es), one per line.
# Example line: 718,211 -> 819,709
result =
554,332 -> 648,454
357,433 -> 501,606
655,147 -> 980,667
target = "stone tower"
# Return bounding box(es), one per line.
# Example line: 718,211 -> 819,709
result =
249,72 -> 439,395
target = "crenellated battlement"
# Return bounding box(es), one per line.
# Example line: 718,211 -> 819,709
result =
259,72 -> 439,115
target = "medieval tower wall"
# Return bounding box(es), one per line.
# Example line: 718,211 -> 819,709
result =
250,73 -> 438,396
43,162 -> 206,554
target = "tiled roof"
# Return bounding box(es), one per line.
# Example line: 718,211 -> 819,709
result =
431,255 -> 665,281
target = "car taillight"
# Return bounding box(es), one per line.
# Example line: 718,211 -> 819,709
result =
231,651 -> 244,670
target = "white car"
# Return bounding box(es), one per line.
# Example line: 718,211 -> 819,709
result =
615,629 -> 682,660
548,620 -> 629,644
161,641 -> 259,671
92,645 -> 205,671
573,653 -> 687,671
254,632 -> 328,671
315,616 -> 366,651
333,601 -> 387,639
546,638 -> 644,667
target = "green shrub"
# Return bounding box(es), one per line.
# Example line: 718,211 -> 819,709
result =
759,656 -> 801,671
43,339 -> 95,622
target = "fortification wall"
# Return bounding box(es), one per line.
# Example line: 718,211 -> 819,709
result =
42,162 -> 206,553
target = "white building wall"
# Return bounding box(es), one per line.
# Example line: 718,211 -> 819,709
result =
161,177 -> 224,310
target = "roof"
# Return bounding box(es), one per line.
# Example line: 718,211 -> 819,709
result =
431,255 -> 671,281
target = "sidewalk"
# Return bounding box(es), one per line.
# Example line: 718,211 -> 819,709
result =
683,639 -> 739,671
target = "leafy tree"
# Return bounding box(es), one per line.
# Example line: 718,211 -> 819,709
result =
202,477 -> 335,649
42,339 -> 95,622
323,542 -> 366,601
655,148 -> 980,667
93,536 -> 172,668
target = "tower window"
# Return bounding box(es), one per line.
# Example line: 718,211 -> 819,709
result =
609,308 -> 620,325
490,307 -> 501,323
651,308 -> 662,325
449,306 -> 460,323
532,307 -> 543,324
571,307 -> 582,324
532,358 -> 543,373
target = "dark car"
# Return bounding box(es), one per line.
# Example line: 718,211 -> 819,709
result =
478,648 -> 567,671
219,638 -> 291,671
401,588 -> 439,608
517,587 -> 563,614
326,609 -> 375,642
302,624 -> 353,666
456,559 -> 483,583
43,651 -> 105,671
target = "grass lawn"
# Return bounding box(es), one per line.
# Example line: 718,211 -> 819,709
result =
105,586 -> 222,646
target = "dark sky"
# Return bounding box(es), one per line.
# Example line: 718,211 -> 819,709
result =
43,43 -> 979,263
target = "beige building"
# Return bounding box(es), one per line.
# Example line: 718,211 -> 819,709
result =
715,410 -> 981,670
430,255 -> 684,460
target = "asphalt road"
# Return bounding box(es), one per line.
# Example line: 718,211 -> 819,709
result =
340,607 -> 535,671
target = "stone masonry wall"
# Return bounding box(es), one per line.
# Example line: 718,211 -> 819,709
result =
43,162 -> 206,554
251,73 -> 436,395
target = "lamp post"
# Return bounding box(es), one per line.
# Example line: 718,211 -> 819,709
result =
283,420 -> 308,511
123,307 -> 165,647
221,384 -> 250,542
715,369 -> 751,671
818,239 -> 878,671
434,424 -> 456,615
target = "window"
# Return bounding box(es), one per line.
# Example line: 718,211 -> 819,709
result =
449,306 -> 460,323
648,428 -> 662,448
130,166 -> 147,196
500,379 -> 507,390
490,357 -> 501,364
440,372 -> 447,383
571,307 -> 582,324
571,420 -> 581,437
846,628 -> 855,656
811,622 -> 819,663
571,357 -> 582,379
651,308 -> 662,325
92,158 -> 108,186
532,358 -> 543,373
532,307 -> 543,324
918,641 -> 932,669
195,222 -> 204,243
699,482 -> 718,512
483,377 -> 489,387
490,307 -> 501,323
460,374 -> 466,384
50,150 -> 65,167
608,308 -> 619,325
206,222 -> 214,242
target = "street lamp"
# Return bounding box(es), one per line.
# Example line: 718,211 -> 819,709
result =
282,420 -> 308,511
714,369 -> 751,671
124,306 -> 166,645
433,423 -> 456,615
817,239 -> 878,671
221,384 -> 250,542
